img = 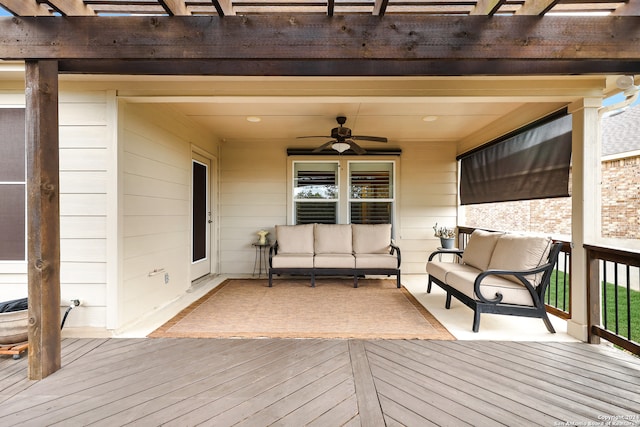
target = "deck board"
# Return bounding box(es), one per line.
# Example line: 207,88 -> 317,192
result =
1,338 -> 639,426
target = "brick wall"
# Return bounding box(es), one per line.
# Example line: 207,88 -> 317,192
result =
464,155 -> 639,239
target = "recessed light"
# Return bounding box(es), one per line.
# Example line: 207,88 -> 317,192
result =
246,116 -> 261,123
422,116 -> 438,122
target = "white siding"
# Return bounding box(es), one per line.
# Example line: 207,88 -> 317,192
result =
219,141 -> 287,274
118,103 -> 218,329
58,89 -> 111,329
0,88 -> 113,330
397,141 -> 458,274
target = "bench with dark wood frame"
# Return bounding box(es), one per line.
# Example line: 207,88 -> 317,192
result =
427,242 -> 561,333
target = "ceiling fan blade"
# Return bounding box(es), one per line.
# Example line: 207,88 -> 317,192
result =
351,135 -> 388,143
348,140 -> 367,155
312,140 -> 335,153
297,136 -> 332,139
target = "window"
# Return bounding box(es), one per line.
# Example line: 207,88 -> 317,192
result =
349,162 -> 393,224
293,162 -> 339,224
0,108 -> 26,261
292,160 -> 395,226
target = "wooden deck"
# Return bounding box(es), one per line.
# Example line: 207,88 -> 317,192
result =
1,338 -> 639,426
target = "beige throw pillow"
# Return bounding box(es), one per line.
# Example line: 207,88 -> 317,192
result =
462,230 -> 503,271
487,234 -> 552,286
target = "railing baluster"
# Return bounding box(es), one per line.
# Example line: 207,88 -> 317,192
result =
603,260 -> 608,331
626,265 -> 631,341
614,262 -> 619,336
585,244 -> 640,356
563,251 -> 569,312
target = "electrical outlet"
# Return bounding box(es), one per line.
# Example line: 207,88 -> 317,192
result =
164,273 -> 170,284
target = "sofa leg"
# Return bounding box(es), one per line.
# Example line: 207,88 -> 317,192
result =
311,274 -> 315,288
541,312 -> 556,333
268,272 -> 273,287
445,293 -> 452,309
472,310 -> 481,332
353,276 -> 358,288
427,277 -> 432,293
396,271 -> 401,288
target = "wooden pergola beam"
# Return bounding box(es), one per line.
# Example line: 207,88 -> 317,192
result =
515,0 -> 559,15
211,0 -> 235,16
46,0 -> 96,16
0,16 -> 638,76
159,0 -> 191,15
470,0 -> 507,15
0,0 -> 50,16
25,60 -> 61,380
613,0 -> 640,15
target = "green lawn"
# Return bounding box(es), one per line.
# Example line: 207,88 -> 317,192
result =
545,270 -> 640,343
602,281 -> 640,343
546,270 -> 570,312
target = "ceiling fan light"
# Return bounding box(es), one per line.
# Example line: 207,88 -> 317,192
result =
422,115 -> 438,122
332,142 -> 350,153
246,116 -> 261,123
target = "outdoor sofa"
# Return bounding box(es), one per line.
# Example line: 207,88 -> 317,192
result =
426,229 -> 561,333
268,223 -> 401,288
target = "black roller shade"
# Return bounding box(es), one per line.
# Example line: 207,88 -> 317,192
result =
460,113 -> 572,205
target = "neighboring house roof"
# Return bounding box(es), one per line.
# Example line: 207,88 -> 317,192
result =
602,103 -> 640,157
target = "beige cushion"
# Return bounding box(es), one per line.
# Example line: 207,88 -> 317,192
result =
446,269 -> 535,306
314,254 -> 355,268
462,230 -> 503,271
488,234 -> 552,287
426,261 -> 479,285
275,224 -> 314,254
355,253 -> 397,269
314,224 -> 353,254
352,224 -> 392,254
271,254 -> 314,269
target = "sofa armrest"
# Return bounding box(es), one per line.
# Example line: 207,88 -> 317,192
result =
473,260 -> 556,304
428,249 -> 464,262
268,241 -> 278,268
390,243 -> 402,268
473,241 -> 561,304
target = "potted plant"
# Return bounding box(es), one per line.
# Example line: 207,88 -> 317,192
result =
433,223 -> 456,249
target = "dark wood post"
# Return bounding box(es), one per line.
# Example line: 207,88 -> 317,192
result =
25,60 -> 61,380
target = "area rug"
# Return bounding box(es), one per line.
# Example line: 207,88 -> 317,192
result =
149,279 -> 454,340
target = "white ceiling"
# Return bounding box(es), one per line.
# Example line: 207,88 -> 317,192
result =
174,100 -> 527,146
92,74 -> 620,151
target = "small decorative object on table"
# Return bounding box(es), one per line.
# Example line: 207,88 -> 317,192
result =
433,223 -> 456,249
257,230 -> 269,245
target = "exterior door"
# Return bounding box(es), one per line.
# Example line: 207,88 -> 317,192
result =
191,154 -> 212,280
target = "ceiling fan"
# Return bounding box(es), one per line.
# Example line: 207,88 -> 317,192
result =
298,116 -> 388,154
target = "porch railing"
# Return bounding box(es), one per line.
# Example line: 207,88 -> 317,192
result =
586,245 -> 640,355
457,226 -> 571,319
